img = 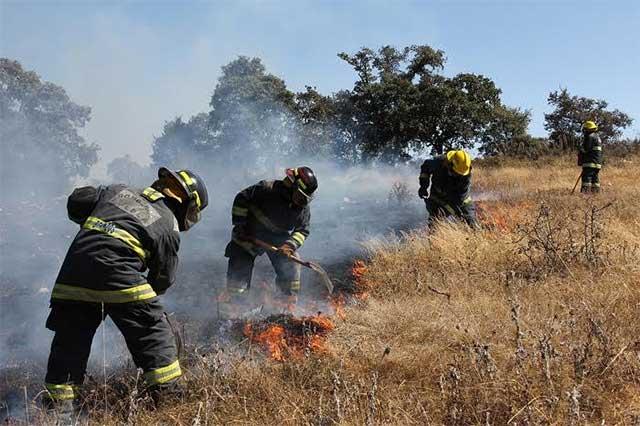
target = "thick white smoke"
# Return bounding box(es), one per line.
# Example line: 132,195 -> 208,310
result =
0,61 -> 428,424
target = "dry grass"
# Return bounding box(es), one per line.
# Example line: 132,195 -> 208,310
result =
21,157 -> 640,424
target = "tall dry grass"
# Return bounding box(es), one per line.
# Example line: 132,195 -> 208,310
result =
26,158 -> 640,424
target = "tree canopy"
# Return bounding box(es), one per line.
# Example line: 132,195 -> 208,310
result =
336,45 -> 524,161
151,113 -> 210,170
0,58 -> 99,199
207,56 -> 297,168
151,46 -> 534,167
544,88 -> 633,148
146,48 -> 635,169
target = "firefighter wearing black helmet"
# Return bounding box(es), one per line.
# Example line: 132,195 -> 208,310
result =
43,167 -> 208,420
221,166 -> 317,314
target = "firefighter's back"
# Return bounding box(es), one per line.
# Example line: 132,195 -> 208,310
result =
54,184 -> 176,299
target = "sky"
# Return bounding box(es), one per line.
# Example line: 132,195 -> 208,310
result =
1,0 -> 638,167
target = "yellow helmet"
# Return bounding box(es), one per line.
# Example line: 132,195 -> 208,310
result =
446,150 -> 472,176
582,120 -> 598,132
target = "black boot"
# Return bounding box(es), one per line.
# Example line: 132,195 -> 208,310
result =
43,396 -> 75,426
148,380 -> 185,407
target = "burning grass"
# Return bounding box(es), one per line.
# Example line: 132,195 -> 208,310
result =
243,314 -> 335,361
3,157 -> 640,424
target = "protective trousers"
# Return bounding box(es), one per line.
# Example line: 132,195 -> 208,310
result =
225,241 -> 301,296
581,167 -> 601,193
44,300 -> 181,402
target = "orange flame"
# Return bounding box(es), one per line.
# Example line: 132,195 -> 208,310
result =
330,293 -> 347,320
244,314 -> 336,361
351,259 -> 371,300
242,260 -> 376,361
476,200 -> 533,233
243,322 -> 287,361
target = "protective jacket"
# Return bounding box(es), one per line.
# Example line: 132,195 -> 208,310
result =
419,156 -> 477,227
578,132 -> 603,169
230,180 -> 310,254
52,185 -> 180,303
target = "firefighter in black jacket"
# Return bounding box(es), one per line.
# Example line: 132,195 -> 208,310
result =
578,120 -> 603,193
221,167 -> 317,314
44,167 -> 208,420
419,150 -> 479,228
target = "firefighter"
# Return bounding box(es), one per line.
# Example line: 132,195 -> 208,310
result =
418,150 -> 479,228
578,120 -> 603,193
221,167 -> 317,315
43,167 -> 208,422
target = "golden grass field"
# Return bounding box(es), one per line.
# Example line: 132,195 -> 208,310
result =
35,156 -> 640,425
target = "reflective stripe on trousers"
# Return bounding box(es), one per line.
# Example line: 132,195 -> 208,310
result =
51,283 -> 157,303
45,383 -> 76,400
144,360 -> 182,386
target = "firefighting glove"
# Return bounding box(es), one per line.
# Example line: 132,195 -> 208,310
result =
418,186 -> 429,199
278,243 -> 296,257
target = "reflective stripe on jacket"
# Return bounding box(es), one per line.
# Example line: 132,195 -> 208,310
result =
54,185 -> 180,299
83,216 -> 150,261
230,180 -> 310,252
51,282 -> 157,303
580,132 -> 603,167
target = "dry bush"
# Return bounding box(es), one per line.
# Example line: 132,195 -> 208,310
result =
387,181 -> 412,207
5,158 -> 640,425
328,158 -> 640,424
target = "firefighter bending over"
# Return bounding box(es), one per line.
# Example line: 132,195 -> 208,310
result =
419,150 -> 479,228
43,167 -> 208,422
578,120 -> 603,193
221,167 -> 317,315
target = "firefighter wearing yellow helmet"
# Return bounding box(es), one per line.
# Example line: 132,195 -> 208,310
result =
418,150 -> 479,228
577,120 -> 603,193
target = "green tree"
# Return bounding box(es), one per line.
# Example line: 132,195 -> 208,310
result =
208,56 -> 297,168
107,154 -> 153,187
479,106 -> 533,157
419,73 -> 502,155
544,88 -> 633,149
151,113 -> 209,170
337,45 -> 442,162
0,58 -> 99,199
293,86 -> 338,159
336,45 -> 511,162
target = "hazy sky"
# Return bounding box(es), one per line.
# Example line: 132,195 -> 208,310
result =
1,0 -> 638,166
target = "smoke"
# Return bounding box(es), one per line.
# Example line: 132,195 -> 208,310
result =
0,61 -> 427,417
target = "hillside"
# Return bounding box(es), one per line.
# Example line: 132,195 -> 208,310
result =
10,157 -> 640,424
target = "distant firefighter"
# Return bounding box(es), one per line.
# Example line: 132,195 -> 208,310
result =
419,150 -> 479,228
43,167 -> 208,422
578,120 -> 603,193
220,167 -> 317,316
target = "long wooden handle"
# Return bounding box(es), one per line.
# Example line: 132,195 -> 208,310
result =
571,170 -> 583,194
251,238 -> 311,268
251,237 -> 279,252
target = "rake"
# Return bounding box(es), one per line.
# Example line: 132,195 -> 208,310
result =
251,238 -> 334,294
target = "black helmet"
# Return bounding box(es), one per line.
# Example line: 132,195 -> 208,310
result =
285,166 -> 318,207
158,167 -> 208,231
